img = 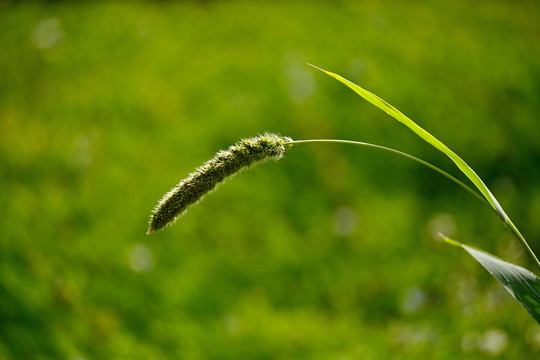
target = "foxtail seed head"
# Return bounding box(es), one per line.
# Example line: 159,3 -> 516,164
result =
147,133 -> 292,234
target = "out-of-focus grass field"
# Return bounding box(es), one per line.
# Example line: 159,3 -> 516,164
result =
1,0 -> 540,358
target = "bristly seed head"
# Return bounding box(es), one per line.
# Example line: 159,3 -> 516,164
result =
147,133 -> 293,234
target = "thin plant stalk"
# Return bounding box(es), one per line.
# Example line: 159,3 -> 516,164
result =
287,139 -> 491,209
289,138 -> 540,271
505,218 -> 540,268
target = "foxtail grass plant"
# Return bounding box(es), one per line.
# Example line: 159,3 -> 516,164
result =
147,66 -> 540,324
147,133 -> 291,234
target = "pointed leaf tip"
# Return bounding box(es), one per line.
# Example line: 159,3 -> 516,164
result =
439,233 -> 462,247
446,237 -> 540,324
307,63 -> 327,73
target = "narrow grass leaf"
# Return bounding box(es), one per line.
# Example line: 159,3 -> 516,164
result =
444,236 -> 540,324
311,65 -> 540,270
310,64 -> 506,220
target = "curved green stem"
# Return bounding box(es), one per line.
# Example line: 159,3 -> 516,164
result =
505,218 -> 540,269
288,138 -> 540,271
287,139 -> 491,209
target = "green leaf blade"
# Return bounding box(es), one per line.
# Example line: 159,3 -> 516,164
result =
311,65 -> 506,219
445,238 -> 540,324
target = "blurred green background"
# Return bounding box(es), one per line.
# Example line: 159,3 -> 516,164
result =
1,0 -> 540,358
